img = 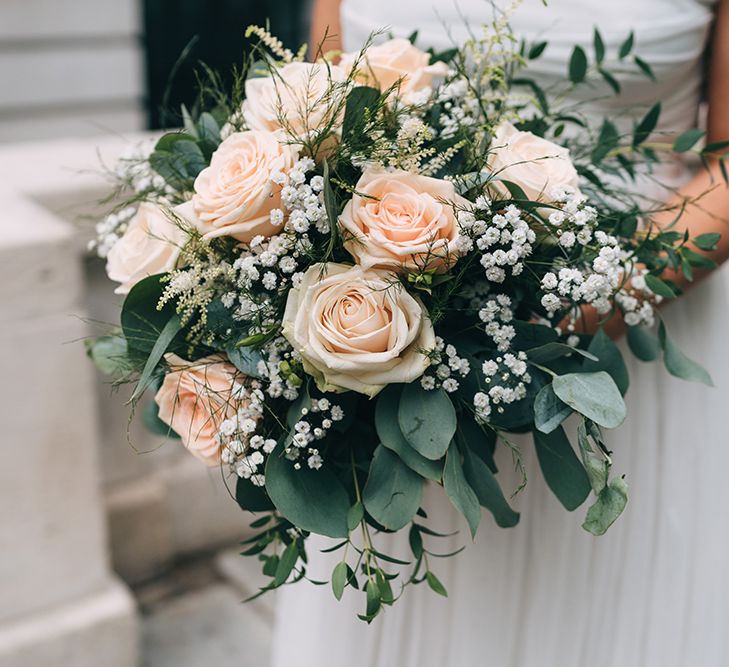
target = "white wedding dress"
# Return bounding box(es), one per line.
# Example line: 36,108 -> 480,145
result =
270,1 -> 729,665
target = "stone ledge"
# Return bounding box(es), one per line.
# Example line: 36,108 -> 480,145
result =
0,579 -> 138,667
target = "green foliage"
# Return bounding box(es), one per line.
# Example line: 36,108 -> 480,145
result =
149,132 -> 207,190
568,46 -> 588,84
265,444 -> 350,538
583,328 -> 630,395
461,444 -> 519,528
534,427 -> 591,511
398,383 -> 457,461
582,477 -> 628,536
533,384 -> 573,434
236,475 -> 275,513
374,385 -> 443,481
443,443 -> 481,537
659,322 -> 713,386
632,102 -> 661,147
85,334 -> 133,376
673,128 -> 705,153
363,446 -> 423,531
626,325 -> 662,361
552,372 -> 626,429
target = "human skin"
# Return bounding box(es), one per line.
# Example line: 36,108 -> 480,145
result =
309,0 -> 729,338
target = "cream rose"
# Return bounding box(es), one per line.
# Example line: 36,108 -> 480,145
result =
106,202 -> 188,295
178,130 -> 296,243
339,168 -> 468,273
155,354 -> 243,466
487,122 -> 581,202
242,62 -> 346,137
339,38 -> 448,102
282,263 -> 435,396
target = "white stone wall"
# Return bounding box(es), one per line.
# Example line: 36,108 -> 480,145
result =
0,134 -> 255,664
0,0 -> 145,143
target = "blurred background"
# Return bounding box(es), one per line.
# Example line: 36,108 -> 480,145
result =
0,1 -> 311,666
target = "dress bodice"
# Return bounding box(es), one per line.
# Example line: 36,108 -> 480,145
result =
341,0 -> 716,135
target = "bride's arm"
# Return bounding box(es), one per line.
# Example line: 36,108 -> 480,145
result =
310,0 -> 342,56
577,0 -> 729,336
652,0 -> 729,282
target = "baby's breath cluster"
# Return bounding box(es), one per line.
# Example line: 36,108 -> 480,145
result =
284,398 -> 345,470
421,337 -> 471,392
473,351 -> 532,423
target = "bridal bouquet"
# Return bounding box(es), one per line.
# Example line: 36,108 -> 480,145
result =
88,19 -> 721,619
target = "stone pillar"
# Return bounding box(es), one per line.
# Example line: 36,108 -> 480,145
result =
0,192 -> 138,666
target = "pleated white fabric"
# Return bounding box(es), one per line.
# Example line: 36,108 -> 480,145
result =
270,2 -> 729,665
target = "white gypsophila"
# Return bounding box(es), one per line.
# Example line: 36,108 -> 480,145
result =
478,294 -> 516,352
475,351 -> 532,421
419,337 -> 471,391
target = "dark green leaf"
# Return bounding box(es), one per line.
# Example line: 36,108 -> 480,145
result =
583,328 -> 630,395
398,384 -> 457,460
693,232 -> 721,251
363,446 -> 423,531
342,86 -> 381,137
569,46 -> 588,83
633,56 -> 655,81
265,445 -> 350,538
375,385 -> 442,480
347,502 -> 364,531
534,427 -> 591,511
425,571 -> 448,597
591,119 -> 619,163
619,31 -> 634,59
131,315 -> 182,402
659,322 -> 713,386
533,383 -> 573,434
673,128 -> 705,153
225,344 -> 262,377
461,445 -> 519,528
365,579 -> 381,618
443,443 -> 481,537
552,371 -> 626,428
236,476 -> 275,512
528,41 -> 548,59
582,477 -> 628,535
593,29 -> 605,64
644,273 -> 676,298
633,102 -> 661,147
274,541 -> 299,586
409,525 -> 423,558
332,561 -> 348,601
598,68 -> 621,94
626,325 -> 662,361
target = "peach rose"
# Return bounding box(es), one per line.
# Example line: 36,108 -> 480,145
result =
339,168 -> 468,273
282,263 -> 435,396
106,202 -> 189,295
339,38 -> 448,102
178,130 -> 297,243
487,122 -> 581,202
154,354 -> 243,466
242,62 -> 346,137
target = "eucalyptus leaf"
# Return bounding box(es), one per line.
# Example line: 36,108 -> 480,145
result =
693,232 -> 721,251
534,427 -> 591,511
583,328 -> 630,395
552,371 -> 626,428
86,334 -> 132,376
633,102 -> 661,147
533,383 -> 573,434
331,561 -> 348,601
577,419 -> 609,495
582,477 -> 628,535
363,446 -> 423,531
342,86 -> 380,137
375,385 -> 442,480
235,475 -> 275,512
398,384 -> 456,460
443,443 -> 481,537
265,445 -> 350,538
644,273 -> 676,298
461,445 -> 519,528
274,541 -> 299,586
626,325 -> 662,362
659,322 -> 713,386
